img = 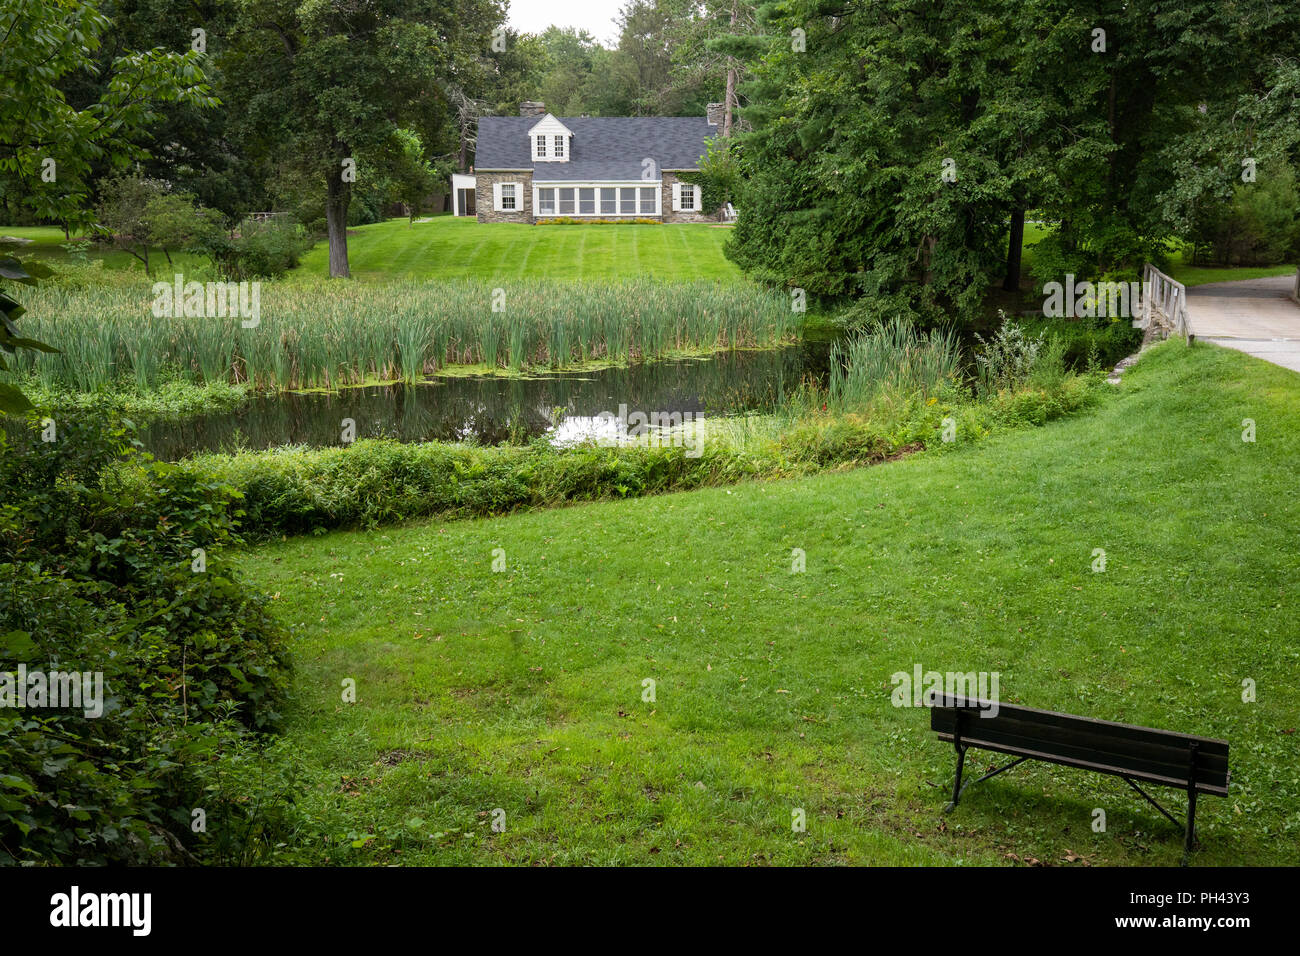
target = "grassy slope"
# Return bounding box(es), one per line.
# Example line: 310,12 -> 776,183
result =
291,216 -> 741,282
241,342 -> 1300,866
0,224 -> 209,274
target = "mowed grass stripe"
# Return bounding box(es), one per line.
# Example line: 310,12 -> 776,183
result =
291,217 -> 740,282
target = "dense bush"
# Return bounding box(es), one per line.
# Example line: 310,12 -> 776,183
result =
201,217 -> 314,280
0,415 -> 292,863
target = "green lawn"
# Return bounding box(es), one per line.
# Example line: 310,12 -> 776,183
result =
241,341 -> 1300,866
291,215 -> 741,282
1021,222 -> 1296,288
0,224 -> 209,274
1164,255 -> 1297,288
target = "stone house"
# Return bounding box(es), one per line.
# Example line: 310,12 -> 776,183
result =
471,102 -> 724,224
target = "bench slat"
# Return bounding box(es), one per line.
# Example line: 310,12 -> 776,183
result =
931,710 -> 1229,781
930,697 -> 1230,794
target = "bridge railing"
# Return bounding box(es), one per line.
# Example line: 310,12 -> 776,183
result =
1142,262 -> 1192,344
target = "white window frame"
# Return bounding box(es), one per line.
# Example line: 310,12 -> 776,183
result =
532,182 -> 661,218
493,181 -> 522,212
535,135 -> 547,159
672,182 -> 702,213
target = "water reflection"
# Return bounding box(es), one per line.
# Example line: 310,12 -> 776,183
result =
142,345 -> 824,460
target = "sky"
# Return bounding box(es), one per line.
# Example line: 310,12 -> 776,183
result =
507,0 -> 625,47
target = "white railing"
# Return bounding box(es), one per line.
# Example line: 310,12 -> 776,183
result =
1142,262 -> 1192,344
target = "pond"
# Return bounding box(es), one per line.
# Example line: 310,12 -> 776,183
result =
141,343 -> 833,460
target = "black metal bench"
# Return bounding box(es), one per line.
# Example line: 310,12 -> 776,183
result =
930,696 -> 1229,853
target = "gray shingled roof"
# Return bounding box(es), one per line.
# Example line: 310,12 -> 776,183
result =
475,116 -> 714,179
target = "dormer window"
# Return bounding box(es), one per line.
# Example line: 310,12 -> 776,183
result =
528,113 -> 573,163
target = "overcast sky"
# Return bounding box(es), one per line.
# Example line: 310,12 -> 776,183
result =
507,0 -> 624,46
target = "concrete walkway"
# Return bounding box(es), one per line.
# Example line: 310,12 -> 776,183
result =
1185,273 -> 1300,373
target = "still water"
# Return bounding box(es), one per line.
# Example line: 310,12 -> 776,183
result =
142,344 -> 831,460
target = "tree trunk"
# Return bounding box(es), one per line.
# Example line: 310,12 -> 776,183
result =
326,164 -> 351,279
723,0 -> 739,137
1003,205 -> 1025,292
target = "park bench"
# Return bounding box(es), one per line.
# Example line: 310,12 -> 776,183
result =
930,696 -> 1229,854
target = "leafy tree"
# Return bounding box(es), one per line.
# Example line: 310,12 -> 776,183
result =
0,0 -> 217,228
223,0 -> 501,278
727,0 -> 1300,320
383,131 -> 444,225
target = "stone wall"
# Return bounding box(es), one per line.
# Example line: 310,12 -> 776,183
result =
475,172 -> 533,223
661,172 -> 713,224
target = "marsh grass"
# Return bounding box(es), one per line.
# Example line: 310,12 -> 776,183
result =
10,279 -> 798,393
828,317 -> 963,411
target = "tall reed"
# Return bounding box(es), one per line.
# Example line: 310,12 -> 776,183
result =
827,317 -> 962,411
8,279 -> 797,393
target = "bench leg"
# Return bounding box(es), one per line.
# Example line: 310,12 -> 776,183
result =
1184,742 -> 1200,857
945,744 -> 967,813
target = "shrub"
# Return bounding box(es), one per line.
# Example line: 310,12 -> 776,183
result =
973,313 -> 1045,392
0,414 -> 291,864
201,217 -> 314,280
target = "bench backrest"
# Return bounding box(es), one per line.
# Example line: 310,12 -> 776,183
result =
930,696 -> 1229,795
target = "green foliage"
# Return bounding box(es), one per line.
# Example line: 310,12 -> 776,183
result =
0,0 -> 217,226
0,244 -> 59,415
1190,165 -> 1300,266
202,218 -> 314,280
1018,315 -> 1143,372
0,415 -> 290,864
972,313 -> 1045,393
727,0 -> 1300,316
682,136 -> 741,214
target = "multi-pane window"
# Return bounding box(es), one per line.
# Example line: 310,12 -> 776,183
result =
535,135 -> 547,158
620,187 -> 637,214
552,135 -> 566,159
537,188 -> 555,215
680,184 -> 696,210
639,187 -> 656,215
558,187 -> 575,214
579,187 -> 596,215
501,183 -> 516,210
600,188 -> 617,214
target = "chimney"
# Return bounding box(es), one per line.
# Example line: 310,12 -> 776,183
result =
706,102 -> 725,126
519,101 -> 546,117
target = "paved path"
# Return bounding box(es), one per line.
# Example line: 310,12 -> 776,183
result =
1185,273 -> 1300,373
